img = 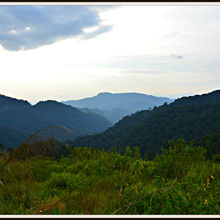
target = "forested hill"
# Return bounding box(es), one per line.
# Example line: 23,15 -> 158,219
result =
32,100 -> 112,135
171,89 -> 220,106
0,127 -> 30,149
0,94 -> 31,109
0,95 -> 112,148
71,90 -> 220,158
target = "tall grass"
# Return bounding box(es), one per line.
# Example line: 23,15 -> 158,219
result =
0,141 -> 219,214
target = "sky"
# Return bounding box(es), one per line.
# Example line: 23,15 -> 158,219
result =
0,3 -> 220,104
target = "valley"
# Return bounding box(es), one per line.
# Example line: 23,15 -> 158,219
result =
0,90 -> 220,215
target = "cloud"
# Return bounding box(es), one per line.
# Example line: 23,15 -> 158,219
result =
88,5 -> 119,12
81,24 -> 112,40
93,54 -> 183,71
0,5 -> 112,51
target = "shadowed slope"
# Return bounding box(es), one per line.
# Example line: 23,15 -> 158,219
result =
0,95 -> 112,150
0,127 -> 30,149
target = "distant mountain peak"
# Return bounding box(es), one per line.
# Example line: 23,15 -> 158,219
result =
34,100 -> 62,106
97,92 -> 149,96
33,100 -> 77,110
62,92 -> 173,123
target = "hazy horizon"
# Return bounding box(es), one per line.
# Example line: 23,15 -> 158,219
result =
1,90 -> 198,105
0,3 -> 220,104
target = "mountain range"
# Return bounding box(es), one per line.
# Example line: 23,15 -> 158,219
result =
0,92 -> 173,149
70,90 -> 220,159
62,92 -> 173,123
0,94 -> 111,149
1,89 -> 220,160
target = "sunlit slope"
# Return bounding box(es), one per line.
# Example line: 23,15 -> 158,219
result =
5,125 -> 73,162
24,125 -> 75,144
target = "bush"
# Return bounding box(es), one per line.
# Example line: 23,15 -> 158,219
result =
153,139 -> 207,179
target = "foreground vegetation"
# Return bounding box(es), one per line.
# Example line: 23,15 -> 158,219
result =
0,139 -> 220,214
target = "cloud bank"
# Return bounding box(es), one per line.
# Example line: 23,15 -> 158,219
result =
0,5 -> 112,51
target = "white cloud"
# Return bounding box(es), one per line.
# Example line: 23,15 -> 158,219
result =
0,4 -> 220,102
0,5 -> 112,51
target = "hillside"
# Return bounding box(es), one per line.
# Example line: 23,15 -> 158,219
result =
3,125 -> 75,164
24,125 -> 75,144
62,92 -> 173,123
0,94 -> 31,110
172,90 -> 220,106
6,138 -> 67,163
71,90 -> 220,158
32,100 -> 112,135
0,127 -> 30,149
0,95 -> 112,149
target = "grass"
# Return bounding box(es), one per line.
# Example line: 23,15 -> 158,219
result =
0,143 -> 220,215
